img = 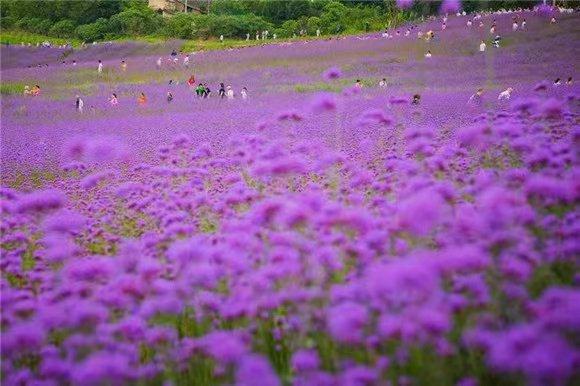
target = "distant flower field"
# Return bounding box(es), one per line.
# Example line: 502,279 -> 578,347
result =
1,8 -> 579,386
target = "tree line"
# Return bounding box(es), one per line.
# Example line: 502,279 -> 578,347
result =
1,0 -> 544,43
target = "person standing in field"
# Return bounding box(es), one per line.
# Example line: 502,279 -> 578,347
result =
156,57 -> 162,69
379,78 -> 387,88
246,33 -> 250,41
468,88 -> 484,105
187,75 -> 196,89
479,40 -> 486,52
183,55 -> 190,68
241,87 -> 248,99
220,35 -> 224,43
110,93 -> 118,106
316,29 -> 321,37
204,84 -> 211,98
75,95 -> 84,113
166,92 -> 173,103
97,60 -> 103,74
521,19 -> 526,29
218,83 -> 226,99
138,92 -> 147,105
24,85 -> 31,95
196,83 -> 204,98
121,60 -> 127,72
498,87 -> 513,100
226,86 -> 234,99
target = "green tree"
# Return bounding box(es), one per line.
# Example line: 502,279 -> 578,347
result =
75,18 -> 112,42
278,19 -> 300,37
109,7 -> 162,35
306,16 -> 322,35
48,20 -> 76,38
320,1 -> 349,34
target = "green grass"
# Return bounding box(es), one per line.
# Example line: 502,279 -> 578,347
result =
1,28 -> 341,55
1,82 -> 27,95
0,29 -> 81,47
291,77 -> 376,93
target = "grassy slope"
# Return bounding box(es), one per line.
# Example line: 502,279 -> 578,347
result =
1,28 -> 379,53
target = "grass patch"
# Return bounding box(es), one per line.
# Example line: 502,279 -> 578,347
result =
0,30 -> 81,47
292,77 -> 375,93
1,82 -> 26,95
527,261 -> 576,298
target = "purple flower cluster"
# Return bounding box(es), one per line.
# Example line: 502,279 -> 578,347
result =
1,8 -> 579,386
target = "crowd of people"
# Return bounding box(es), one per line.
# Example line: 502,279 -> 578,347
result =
17,6 -> 577,116
377,6 -> 576,60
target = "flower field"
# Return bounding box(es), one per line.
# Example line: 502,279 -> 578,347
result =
1,7 -> 579,386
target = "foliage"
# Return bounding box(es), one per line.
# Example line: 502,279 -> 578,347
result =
48,20 -> 76,39
1,0 -> 554,42
75,18 -> 113,42
108,7 -> 163,36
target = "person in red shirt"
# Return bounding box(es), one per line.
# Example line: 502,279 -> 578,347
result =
187,74 -> 195,88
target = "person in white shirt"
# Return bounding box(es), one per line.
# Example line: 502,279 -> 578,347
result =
379,78 -> 387,88
226,86 -> 234,99
156,57 -> 162,69
97,60 -> 103,74
75,95 -> 84,113
512,22 -> 518,31
316,29 -> 320,37
553,78 -> 561,86
241,87 -> 248,99
183,55 -> 190,68
497,87 -> 513,100
467,19 -> 472,27
220,35 -> 224,42
425,50 -> 432,58
273,33 -> 277,40
246,33 -> 250,41
521,19 -> 526,29
110,93 -> 118,106
479,40 -> 486,52
550,17 -> 556,24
